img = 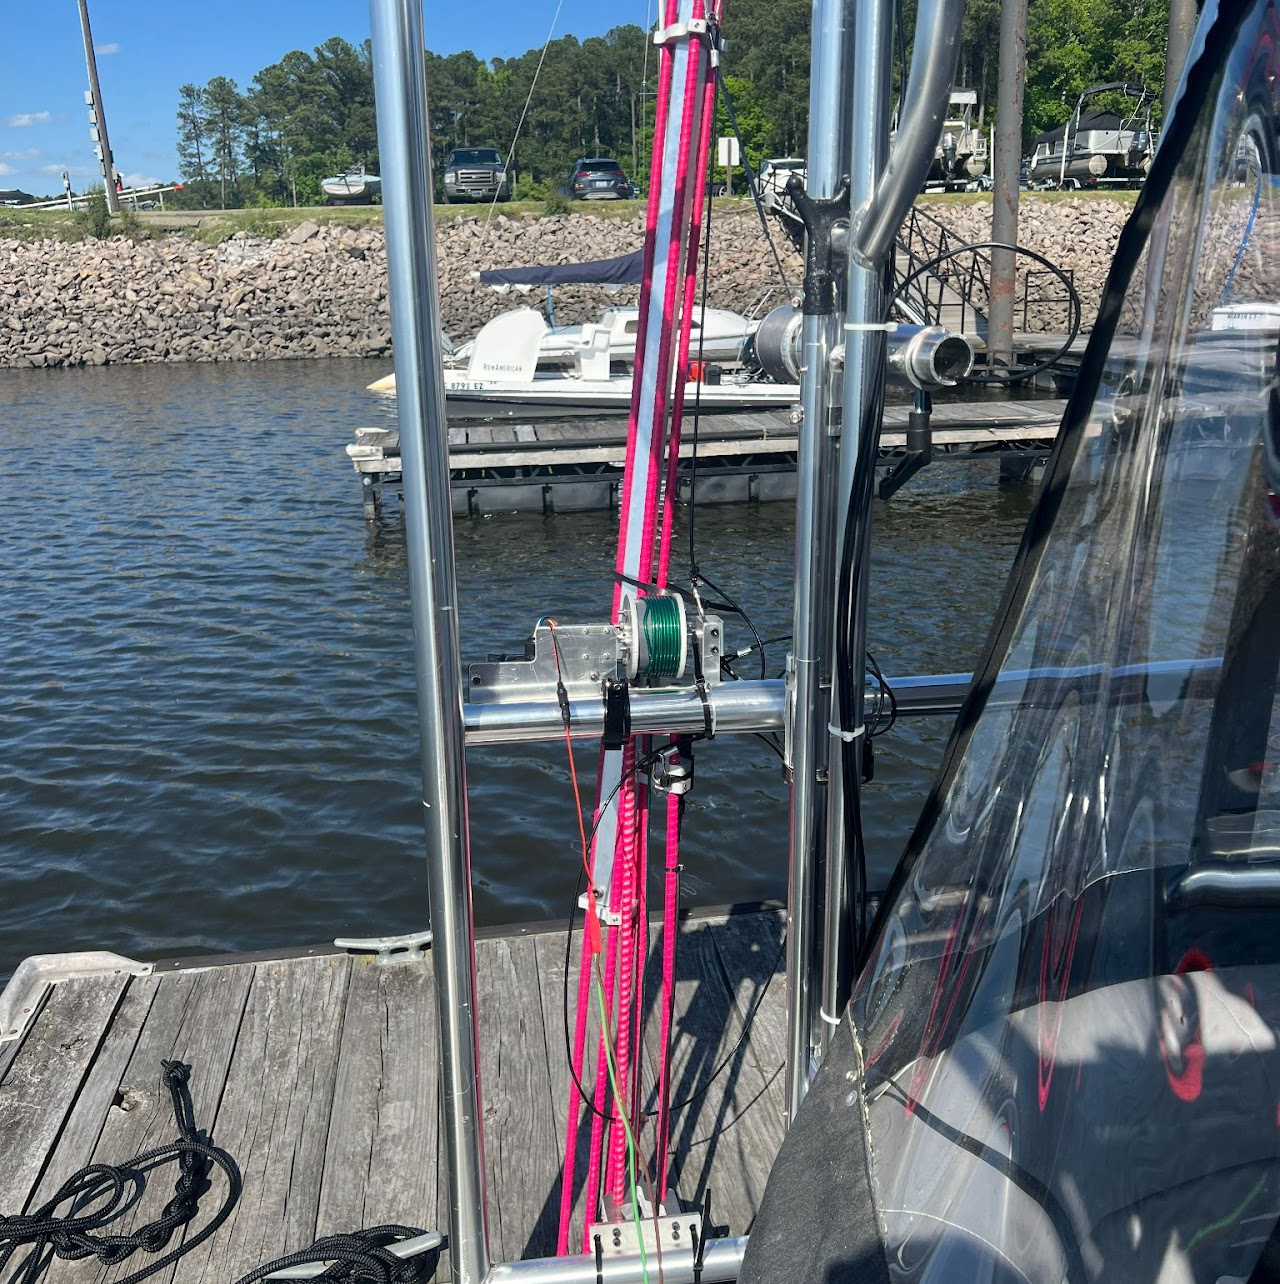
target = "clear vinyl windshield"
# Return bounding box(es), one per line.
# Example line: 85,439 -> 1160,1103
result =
850,2 -> 1280,1280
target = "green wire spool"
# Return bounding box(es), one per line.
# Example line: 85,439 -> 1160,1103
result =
621,593 -> 687,681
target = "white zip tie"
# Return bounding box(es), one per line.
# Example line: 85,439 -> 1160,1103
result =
843,321 -> 900,333
819,1008 -> 842,1026
828,722 -> 865,742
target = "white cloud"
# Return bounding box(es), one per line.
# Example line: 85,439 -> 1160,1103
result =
41,163 -> 96,178
4,112 -> 50,128
2,149 -> 41,162
121,171 -> 160,189
0,164 -> 14,177
94,42 -> 120,55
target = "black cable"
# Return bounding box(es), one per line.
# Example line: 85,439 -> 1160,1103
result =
692,570 -> 767,681
865,650 -> 897,737
0,1062 -> 242,1284
713,65 -> 793,296
833,338 -> 889,973
889,240 -> 1082,385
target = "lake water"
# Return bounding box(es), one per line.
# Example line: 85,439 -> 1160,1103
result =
0,359 -> 1033,967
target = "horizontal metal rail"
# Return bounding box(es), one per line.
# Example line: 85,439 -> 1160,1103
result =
462,657 -> 1222,745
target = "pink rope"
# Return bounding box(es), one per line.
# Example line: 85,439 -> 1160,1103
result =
657,6 -> 718,588
611,0 -> 680,622
556,940 -> 596,1255
654,748 -> 684,1188
605,779 -> 640,1198
581,860 -> 626,1252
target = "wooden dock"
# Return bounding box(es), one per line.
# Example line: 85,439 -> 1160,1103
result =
0,909 -> 786,1281
348,399 -> 1068,515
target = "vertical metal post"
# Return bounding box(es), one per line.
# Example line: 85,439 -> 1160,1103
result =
1164,0 -> 1198,113
988,0 -> 1028,368
812,0 -> 894,1067
76,0 -> 120,214
783,0 -> 855,1125
368,1 -> 490,1280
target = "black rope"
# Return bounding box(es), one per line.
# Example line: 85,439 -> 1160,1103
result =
0,1061 -> 241,1284
232,1226 -> 437,1284
713,63 -> 792,296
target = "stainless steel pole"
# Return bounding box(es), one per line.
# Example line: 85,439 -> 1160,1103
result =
988,0 -> 1028,369
816,0 -> 895,1065
76,0 -> 120,214
368,1 -> 490,1279
783,0 -> 855,1125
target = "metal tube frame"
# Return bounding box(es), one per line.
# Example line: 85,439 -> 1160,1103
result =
782,0 -> 856,1125
368,1 -> 490,1279
815,0 -> 895,1069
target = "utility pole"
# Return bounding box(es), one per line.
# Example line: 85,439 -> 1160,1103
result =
76,0 -> 120,213
988,0 -> 1028,370
1164,0 -> 1198,112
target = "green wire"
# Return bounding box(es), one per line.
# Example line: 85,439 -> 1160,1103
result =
594,967 -> 649,1282
641,596 -> 682,677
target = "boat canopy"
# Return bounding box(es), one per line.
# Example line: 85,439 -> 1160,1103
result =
1033,111 -> 1132,147
476,249 -> 643,289
742,0 -> 1280,1279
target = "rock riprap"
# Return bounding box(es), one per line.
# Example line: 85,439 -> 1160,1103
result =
0,198 -> 1131,369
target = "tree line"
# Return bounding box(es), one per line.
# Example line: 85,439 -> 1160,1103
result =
172,1 -> 1171,208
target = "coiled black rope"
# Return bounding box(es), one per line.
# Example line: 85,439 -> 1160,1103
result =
0,1060 -> 241,1284
0,1059 -> 437,1284
232,1225 -> 439,1284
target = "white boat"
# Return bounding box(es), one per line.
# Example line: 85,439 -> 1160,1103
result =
321,167 -> 382,204
368,307 -> 796,412
925,89 -> 988,189
1028,81 -> 1158,188
449,303 -> 756,370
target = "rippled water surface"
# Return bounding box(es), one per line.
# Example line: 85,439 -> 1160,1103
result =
0,360 -> 1034,967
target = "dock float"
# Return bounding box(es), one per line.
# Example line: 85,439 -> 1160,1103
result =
347,399 -> 1069,516
0,908 -> 785,1282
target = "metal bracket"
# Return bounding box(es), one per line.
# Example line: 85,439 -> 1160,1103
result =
264,1231 -> 443,1279
333,931 -> 433,964
653,17 -> 708,43
785,173 -> 852,317
693,615 -> 724,687
0,952 -> 153,1044
469,621 -> 622,709
591,1211 -> 703,1263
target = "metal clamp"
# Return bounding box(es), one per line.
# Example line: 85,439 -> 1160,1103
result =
653,17 -> 709,43
333,931 -> 433,965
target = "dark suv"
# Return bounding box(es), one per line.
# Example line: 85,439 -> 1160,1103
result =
442,148 -> 510,203
568,158 -> 636,200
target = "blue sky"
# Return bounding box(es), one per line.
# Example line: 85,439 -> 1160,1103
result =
1,0 -> 643,196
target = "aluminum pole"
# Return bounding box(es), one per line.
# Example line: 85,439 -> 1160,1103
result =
368,1 -> 490,1279
815,0 -> 894,1072
988,0 -> 1028,368
76,0 -> 119,214
783,0 -> 855,1126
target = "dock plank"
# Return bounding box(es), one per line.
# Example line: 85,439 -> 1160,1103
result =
87,965 -> 257,1284
28,974 -> 161,1212
0,973 -> 129,1216
169,956 -> 350,1284
476,935 -> 563,1263
315,957 -> 439,1239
